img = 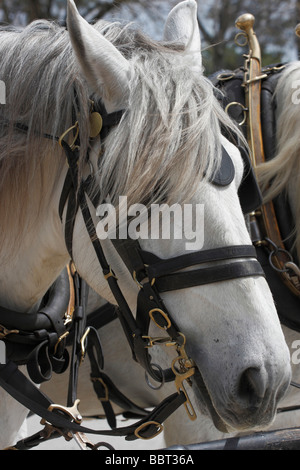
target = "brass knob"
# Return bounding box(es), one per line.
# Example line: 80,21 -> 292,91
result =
235,13 -> 255,32
296,24 -> 300,38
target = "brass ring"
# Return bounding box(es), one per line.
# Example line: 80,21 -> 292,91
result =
149,308 -> 171,330
145,363 -> 165,390
234,31 -> 248,47
225,101 -> 248,126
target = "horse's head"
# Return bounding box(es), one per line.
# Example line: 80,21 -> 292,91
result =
67,0 -> 291,433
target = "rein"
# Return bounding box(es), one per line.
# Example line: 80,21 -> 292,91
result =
0,98 -> 267,449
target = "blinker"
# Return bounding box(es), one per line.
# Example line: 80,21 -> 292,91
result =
211,145 -> 263,214
211,146 -> 235,187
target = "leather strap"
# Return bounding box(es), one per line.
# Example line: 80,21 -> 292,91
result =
143,245 -> 258,279
0,361 -> 186,448
148,260 -> 264,293
2,268 -> 71,383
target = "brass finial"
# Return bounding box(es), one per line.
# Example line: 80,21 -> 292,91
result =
296,24 -> 300,38
235,13 -> 260,61
235,13 -> 255,33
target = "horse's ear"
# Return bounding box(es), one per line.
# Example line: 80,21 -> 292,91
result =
67,0 -> 131,112
163,0 -> 202,72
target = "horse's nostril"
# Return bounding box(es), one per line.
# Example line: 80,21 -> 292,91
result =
238,367 -> 267,407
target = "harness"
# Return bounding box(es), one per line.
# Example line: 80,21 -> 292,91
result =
212,65 -> 300,332
0,96 -> 266,449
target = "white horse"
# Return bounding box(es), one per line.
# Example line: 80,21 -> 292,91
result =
41,62 -> 300,450
0,0 -> 291,449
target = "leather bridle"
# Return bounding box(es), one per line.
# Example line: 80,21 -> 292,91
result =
58,102 -> 266,424
58,101 -> 264,376
0,100 -> 266,448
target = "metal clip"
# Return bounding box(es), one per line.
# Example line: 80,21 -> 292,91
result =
80,327 -> 90,364
142,336 -> 172,348
40,398 -> 82,426
173,365 -> 197,421
171,333 -> 197,421
72,432 -> 96,451
64,262 -> 76,326
243,73 -> 268,85
0,324 -> 19,339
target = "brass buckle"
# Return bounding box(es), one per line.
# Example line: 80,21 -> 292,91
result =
149,308 -> 171,330
53,330 -> 69,355
145,306 -> 198,423
91,377 -> 109,402
134,421 -> 164,440
104,266 -> 118,281
58,121 -> 79,150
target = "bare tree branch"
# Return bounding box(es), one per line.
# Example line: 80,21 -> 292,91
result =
0,0 -> 297,70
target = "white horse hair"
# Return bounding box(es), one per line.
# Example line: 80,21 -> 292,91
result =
0,0 -> 291,449
257,61 -> 300,260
